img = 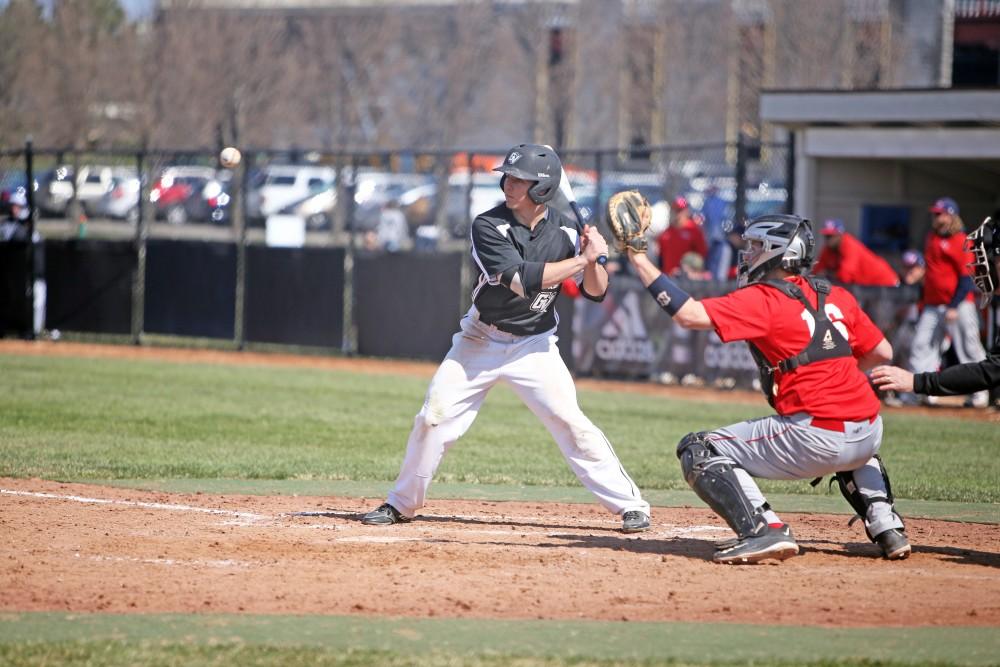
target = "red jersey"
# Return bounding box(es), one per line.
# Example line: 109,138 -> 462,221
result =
702,275 -> 884,420
922,231 -> 973,306
813,234 -> 898,287
658,221 -> 707,274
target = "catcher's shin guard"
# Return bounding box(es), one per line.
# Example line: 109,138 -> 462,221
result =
834,454 -> 903,541
677,432 -> 768,539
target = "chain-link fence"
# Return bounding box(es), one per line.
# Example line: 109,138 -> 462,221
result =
1,138 -> 791,354
6,139 -> 789,244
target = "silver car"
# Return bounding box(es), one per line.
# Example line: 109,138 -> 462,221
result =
91,175 -> 142,224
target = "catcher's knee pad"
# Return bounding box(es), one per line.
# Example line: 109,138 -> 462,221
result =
834,454 -> 902,541
676,432 -> 767,539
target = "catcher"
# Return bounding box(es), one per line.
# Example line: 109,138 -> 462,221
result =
607,191 -> 909,563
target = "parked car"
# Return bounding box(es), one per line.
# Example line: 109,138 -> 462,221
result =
350,171 -> 434,231
91,175 -> 141,224
34,166 -> 74,216
183,172 -> 233,225
276,187 -> 337,230
150,166 -> 218,224
248,164 -> 336,221
397,172 -> 506,238
30,164 -> 136,218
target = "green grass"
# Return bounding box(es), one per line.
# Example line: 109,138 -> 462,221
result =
1,351 -> 998,667
0,353 -> 997,503
1,613 -> 997,667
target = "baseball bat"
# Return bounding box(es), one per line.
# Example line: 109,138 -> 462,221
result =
556,165 -> 607,266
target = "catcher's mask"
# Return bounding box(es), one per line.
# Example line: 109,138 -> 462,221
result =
967,216 -> 1000,308
494,144 -> 561,205
737,214 -> 815,288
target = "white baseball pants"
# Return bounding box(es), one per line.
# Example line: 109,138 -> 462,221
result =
386,308 -> 649,519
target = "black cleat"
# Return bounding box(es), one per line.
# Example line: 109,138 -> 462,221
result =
621,510 -> 650,533
875,528 -> 911,560
714,524 -> 799,564
361,503 -> 411,525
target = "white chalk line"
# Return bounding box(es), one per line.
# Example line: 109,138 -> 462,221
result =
76,553 -> 255,569
1,488 -> 269,522
2,488 -> 728,540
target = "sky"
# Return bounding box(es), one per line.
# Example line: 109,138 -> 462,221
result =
1,0 -> 156,21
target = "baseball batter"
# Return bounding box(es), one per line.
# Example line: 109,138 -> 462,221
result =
613,209 -> 908,563
362,144 -> 651,532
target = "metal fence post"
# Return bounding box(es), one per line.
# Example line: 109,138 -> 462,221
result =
131,149 -> 148,345
233,151 -> 248,350
785,133 -> 796,215
24,136 -> 35,339
734,134 -> 747,227
342,157 -> 359,355
595,151 -> 604,227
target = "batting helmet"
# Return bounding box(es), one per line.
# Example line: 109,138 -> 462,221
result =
737,214 -> 815,288
967,216 -> 999,308
494,144 -> 561,205
7,187 -> 29,221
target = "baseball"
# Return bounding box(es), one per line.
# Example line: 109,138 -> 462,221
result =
219,146 -> 241,169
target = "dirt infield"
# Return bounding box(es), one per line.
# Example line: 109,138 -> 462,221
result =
2,340 -> 998,629
2,478 -> 998,627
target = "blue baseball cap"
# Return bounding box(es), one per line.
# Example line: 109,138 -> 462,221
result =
820,218 -> 845,235
930,197 -> 959,215
901,250 -> 924,267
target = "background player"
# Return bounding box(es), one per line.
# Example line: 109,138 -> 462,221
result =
362,144 -> 651,532
812,218 -> 899,287
873,216 -> 1000,399
904,197 -> 989,408
616,211 -> 908,563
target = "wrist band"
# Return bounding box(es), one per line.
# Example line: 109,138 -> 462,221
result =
647,274 -> 691,316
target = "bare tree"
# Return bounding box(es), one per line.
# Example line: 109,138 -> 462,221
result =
0,0 -> 49,145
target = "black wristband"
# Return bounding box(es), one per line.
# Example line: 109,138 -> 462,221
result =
647,274 -> 691,316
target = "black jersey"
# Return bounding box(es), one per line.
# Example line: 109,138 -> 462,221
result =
470,203 -> 596,336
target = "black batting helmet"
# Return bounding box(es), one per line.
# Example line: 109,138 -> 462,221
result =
494,144 -> 561,204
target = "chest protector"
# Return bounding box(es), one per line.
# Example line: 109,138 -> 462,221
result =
747,277 -> 853,407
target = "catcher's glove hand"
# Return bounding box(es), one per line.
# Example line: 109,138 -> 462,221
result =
607,190 -> 652,253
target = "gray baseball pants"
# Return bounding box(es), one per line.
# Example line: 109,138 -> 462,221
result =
909,301 -> 988,404
707,412 -> 903,538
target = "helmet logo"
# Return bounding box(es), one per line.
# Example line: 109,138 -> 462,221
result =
508,151 -> 521,164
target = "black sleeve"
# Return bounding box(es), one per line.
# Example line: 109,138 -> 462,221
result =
913,349 -> 1000,395
580,284 -> 606,302
470,217 -> 544,296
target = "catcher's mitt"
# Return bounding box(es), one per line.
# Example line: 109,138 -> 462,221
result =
607,190 -> 652,253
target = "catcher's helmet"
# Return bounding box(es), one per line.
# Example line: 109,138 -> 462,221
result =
967,217 -> 999,308
737,214 -> 815,288
494,144 -> 561,204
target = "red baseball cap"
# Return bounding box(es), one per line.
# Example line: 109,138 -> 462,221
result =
672,196 -> 689,211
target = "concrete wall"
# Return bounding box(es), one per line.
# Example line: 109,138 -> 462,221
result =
811,157 -> 1000,245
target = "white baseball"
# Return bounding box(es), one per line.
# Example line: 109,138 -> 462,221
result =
220,146 -> 241,169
